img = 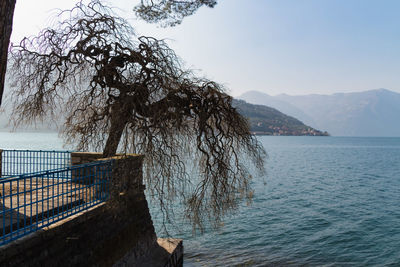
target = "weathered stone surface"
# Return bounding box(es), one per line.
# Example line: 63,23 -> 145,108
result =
114,238 -> 183,267
158,238 -> 184,267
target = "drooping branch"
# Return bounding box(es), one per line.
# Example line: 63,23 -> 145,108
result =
9,0 -> 266,231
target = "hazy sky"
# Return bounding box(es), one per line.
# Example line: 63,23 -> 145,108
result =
11,0 -> 400,96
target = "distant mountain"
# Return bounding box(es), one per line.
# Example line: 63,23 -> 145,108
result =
232,99 -> 328,136
238,91 -> 316,126
239,89 -> 400,136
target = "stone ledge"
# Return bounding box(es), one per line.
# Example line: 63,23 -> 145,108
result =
158,238 -> 183,267
114,238 -> 183,267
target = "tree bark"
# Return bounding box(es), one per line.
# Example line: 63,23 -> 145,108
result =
103,105 -> 128,157
0,0 -> 16,107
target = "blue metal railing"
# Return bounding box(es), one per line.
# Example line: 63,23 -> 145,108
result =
1,150 -> 72,177
0,150 -> 112,246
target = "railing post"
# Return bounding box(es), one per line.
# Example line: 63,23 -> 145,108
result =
70,152 -> 105,184
0,149 -> 2,178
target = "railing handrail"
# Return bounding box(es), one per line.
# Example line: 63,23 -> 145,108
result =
0,160 -> 112,182
1,149 -> 73,152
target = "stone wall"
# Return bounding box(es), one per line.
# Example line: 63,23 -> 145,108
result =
71,152 -> 107,165
70,152 -> 142,165
0,154 -> 183,266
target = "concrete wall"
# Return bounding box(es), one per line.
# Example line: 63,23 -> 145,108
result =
0,153 -> 183,266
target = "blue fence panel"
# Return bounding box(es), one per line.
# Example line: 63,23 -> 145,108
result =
1,150 -> 72,178
0,150 -> 112,246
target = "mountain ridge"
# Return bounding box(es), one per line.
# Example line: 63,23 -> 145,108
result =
239,88 -> 400,136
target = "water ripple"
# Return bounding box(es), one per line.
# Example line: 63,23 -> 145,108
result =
169,137 -> 400,266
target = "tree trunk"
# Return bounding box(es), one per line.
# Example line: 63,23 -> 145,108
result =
103,105 -> 128,157
0,0 -> 16,107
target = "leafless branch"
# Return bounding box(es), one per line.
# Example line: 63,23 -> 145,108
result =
9,0 -> 265,232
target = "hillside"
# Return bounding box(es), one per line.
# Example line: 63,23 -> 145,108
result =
232,99 -> 328,136
239,89 -> 400,136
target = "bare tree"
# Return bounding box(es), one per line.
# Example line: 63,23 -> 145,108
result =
9,0 -> 265,231
134,0 -> 217,27
0,0 -> 16,107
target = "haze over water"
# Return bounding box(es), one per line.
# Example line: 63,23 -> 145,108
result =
1,132 -> 399,266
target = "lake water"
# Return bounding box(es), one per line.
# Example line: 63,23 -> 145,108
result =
1,132 -> 399,266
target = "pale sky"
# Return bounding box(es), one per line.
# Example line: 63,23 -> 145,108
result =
10,0 -> 400,96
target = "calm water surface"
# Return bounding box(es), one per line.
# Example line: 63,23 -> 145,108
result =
1,133 -> 399,266
161,136 -> 400,266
